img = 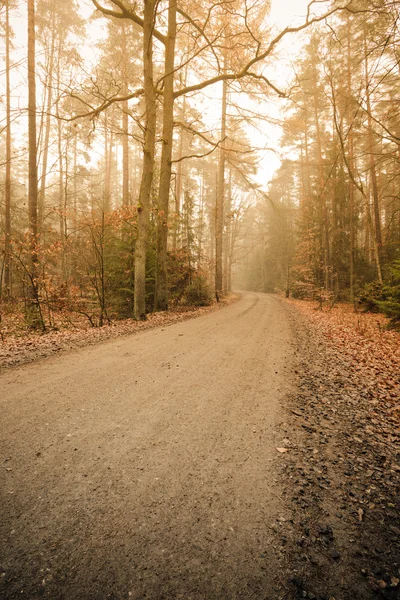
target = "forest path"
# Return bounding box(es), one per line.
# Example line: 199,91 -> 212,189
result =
0,292 -> 298,600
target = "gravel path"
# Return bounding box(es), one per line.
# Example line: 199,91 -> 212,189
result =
0,292 -> 296,600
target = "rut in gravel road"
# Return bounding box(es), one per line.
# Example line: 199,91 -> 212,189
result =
0,292 -> 298,600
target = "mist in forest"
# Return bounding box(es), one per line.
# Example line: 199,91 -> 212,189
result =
1,0 -> 399,329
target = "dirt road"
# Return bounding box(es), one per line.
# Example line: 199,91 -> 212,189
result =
0,292 -> 297,600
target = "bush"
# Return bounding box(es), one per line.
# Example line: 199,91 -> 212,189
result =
376,259 -> 400,329
357,259 -> 400,328
356,281 -> 385,313
185,275 -> 212,306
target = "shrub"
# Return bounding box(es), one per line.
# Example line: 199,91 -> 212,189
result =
185,275 -> 212,306
357,259 -> 400,328
376,259 -> 400,329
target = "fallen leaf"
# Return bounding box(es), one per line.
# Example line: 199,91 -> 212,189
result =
276,447 -> 288,453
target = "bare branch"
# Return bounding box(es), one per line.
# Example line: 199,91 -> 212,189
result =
174,2 -> 355,99
91,0 -> 167,44
59,88 -> 144,122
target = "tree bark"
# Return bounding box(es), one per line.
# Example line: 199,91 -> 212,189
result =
103,117 -> 112,212
121,23 -> 130,207
154,0 -> 177,311
331,90 -> 383,285
4,0 -> 12,297
122,100 -> 130,206
38,13 -> 55,232
134,0 -> 157,320
215,62 -> 227,297
172,95 -> 187,250
223,167 -> 232,294
27,0 -> 42,327
347,20 -> 355,303
364,30 -> 383,258
312,47 -> 330,290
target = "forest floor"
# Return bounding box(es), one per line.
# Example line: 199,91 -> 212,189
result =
278,298 -> 400,600
0,292 -> 399,600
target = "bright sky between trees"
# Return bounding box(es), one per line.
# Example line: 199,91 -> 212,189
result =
5,0 -> 322,187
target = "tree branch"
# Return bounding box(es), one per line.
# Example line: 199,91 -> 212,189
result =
174,2 -> 357,99
91,0 -> 167,44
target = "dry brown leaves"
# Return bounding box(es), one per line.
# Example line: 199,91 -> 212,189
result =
287,299 -> 400,422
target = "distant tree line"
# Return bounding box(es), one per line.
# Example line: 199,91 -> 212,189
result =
238,1 -> 400,325
2,0 -> 398,329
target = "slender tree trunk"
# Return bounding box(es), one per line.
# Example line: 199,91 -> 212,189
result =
154,0 -> 177,311
223,167 -> 232,294
121,24 -> 130,207
364,31 -> 383,258
197,169 -> 204,265
312,65 -> 330,290
63,135 -> 70,279
56,48 -> 68,280
134,0 -> 157,320
173,91 -> 187,250
73,132 -> 78,229
27,0 -> 42,327
122,101 -> 130,206
39,28 -> 56,230
104,119 -> 113,212
347,21 -> 355,303
4,0 -> 12,297
57,111 -> 65,240
28,0 -> 38,234
365,188 -> 371,262
215,58 -> 227,297
210,171 -> 217,274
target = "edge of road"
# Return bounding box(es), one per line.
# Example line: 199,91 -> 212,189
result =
0,292 -> 242,373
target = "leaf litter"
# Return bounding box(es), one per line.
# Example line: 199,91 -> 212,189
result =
274,299 -> 400,600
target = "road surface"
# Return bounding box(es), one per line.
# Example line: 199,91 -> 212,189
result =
0,292 -> 297,600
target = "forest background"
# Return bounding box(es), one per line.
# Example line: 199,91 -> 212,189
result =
0,0 -> 399,332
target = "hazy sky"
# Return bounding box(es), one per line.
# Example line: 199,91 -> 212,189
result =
270,0 -> 311,28
4,0 -> 318,188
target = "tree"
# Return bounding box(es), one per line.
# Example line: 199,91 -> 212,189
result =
134,0 -> 157,320
3,0 -> 13,297
89,0 -> 355,313
27,0 -> 43,327
154,0 -> 177,311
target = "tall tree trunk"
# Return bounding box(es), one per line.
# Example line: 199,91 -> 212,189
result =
122,101 -> 130,206
38,26 -> 56,230
73,132 -> 78,230
27,0 -> 42,328
104,118 -> 112,212
223,167 -> 232,294
364,30 -> 383,259
57,110 -> 66,271
312,52 -> 330,290
4,0 -> 12,297
197,169 -> 205,265
154,0 -> 177,311
347,20 -> 355,303
134,0 -> 157,320
173,89 -> 187,250
56,48 -> 68,280
121,24 -> 130,207
215,60 -> 227,297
